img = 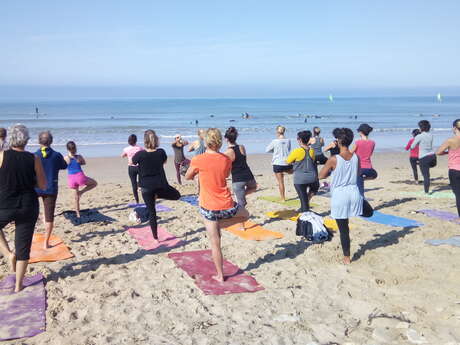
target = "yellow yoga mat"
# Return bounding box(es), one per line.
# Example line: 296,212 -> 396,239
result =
223,221 -> 284,241
258,195 -> 318,208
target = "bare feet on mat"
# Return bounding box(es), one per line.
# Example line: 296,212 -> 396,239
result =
343,256 -> 351,265
14,284 -> 24,293
212,274 -> 225,283
7,252 -> 16,273
43,240 -> 50,250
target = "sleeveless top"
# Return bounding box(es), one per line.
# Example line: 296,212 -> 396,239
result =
68,157 -> 83,175
448,146 -> 460,171
331,154 -> 359,190
0,150 -> 37,209
230,145 -> 254,182
195,139 -> 206,156
293,148 -> 317,185
311,135 -> 324,156
172,143 -> 186,163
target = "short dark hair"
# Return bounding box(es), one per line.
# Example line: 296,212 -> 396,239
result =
224,127 -> 238,144
412,128 -> 421,137
39,131 -> 53,146
357,123 -> 373,136
453,119 -> 460,130
0,128 -> 6,139
66,141 -> 77,154
336,128 -> 354,147
297,130 -> 312,145
332,128 -> 341,139
418,120 -> 431,132
128,134 -> 137,146
313,127 -> 321,135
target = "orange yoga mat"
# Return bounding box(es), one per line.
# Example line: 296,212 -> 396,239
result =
29,233 -> 74,263
223,221 -> 283,241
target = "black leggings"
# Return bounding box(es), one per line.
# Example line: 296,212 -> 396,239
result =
294,182 -> 319,212
409,157 -> 419,181
335,219 -> 350,257
141,185 -> 181,239
419,154 -> 437,193
449,169 -> 460,216
128,166 -> 139,203
0,195 -> 39,260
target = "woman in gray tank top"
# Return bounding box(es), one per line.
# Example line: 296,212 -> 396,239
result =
311,127 -> 327,165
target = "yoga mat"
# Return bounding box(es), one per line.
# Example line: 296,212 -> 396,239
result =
258,195 -> 318,208
61,209 -> 115,226
128,203 -> 173,212
0,274 -> 46,341
223,221 -> 283,240
402,191 -> 455,199
425,236 -> 460,247
168,250 -> 264,295
180,195 -> 199,207
127,226 -> 183,251
29,233 -> 74,264
361,211 -> 422,227
265,210 -> 346,230
418,209 -> 460,224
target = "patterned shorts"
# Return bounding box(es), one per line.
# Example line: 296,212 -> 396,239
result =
199,203 -> 239,221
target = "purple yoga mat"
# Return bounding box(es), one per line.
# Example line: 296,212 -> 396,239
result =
418,209 -> 460,224
127,203 -> 173,212
0,273 -> 46,341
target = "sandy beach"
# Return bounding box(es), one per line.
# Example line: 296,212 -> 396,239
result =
1,151 -> 459,345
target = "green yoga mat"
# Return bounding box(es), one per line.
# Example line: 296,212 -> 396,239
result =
402,191 -> 455,199
258,195 -> 318,208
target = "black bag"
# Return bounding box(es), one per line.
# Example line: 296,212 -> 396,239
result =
361,199 -> 374,218
429,155 -> 437,168
296,218 -> 314,241
134,206 -> 149,223
180,159 -> 191,176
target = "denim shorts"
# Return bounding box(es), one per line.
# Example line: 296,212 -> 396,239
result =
199,203 -> 239,221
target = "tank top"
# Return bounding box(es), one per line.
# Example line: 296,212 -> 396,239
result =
311,135 -> 324,156
0,150 -> 37,209
68,157 -> 83,175
230,145 -> 254,182
195,139 -> 206,156
293,148 -> 317,185
448,146 -> 460,171
331,154 -> 359,190
172,143 -> 186,163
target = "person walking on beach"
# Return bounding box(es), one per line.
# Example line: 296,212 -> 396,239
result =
64,141 -> 97,218
185,128 -> 249,282
411,120 -> 436,194
286,130 -> 319,212
311,127 -> 327,165
132,130 -> 181,241
436,119 -> 460,216
0,124 -> 46,292
266,125 -> 292,202
121,134 -> 144,204
405,129 -> 421,183
171,134 -> 189,185
319,128 -> 363,265
351,124 -> 377,196
224,127 -> 257,211
35,131 -> 68,249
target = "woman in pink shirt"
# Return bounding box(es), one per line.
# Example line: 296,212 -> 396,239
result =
351,124 -> 377,196
405,129 -> 421,183
121,134 -> 144,204
436,119 -> 460,217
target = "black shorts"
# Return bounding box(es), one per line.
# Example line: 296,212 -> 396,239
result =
273,165 -> 292,173
39,194 -> 57,222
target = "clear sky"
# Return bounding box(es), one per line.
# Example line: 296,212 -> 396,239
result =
1,1 -> 459,97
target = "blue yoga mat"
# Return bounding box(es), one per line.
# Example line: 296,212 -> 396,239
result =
180,195 -> 199,207
361,211 -> 423,228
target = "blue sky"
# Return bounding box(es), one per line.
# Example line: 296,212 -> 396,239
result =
1,1 -> 459,97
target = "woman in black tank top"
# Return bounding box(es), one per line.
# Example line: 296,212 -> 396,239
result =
0,124 -> 46,292
224,127 -> 257,208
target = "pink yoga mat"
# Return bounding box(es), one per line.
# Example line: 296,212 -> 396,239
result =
0,274 -> 46,341
127,226 -> 183,250
168,250 -> 264,295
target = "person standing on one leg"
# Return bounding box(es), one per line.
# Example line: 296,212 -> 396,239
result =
172,134 -> 189,185
186,128 -> 249,282
132,130 -> 181,241
405,129 -> 421,184
0,124 -> 46,292
319,128 -> 363,265
351,123 -> 377,196
311,127 -> 328,165
411,120 -> 436,194
437,119 -> 460,217
121,134 -> 144,204
35,131 -> 67,249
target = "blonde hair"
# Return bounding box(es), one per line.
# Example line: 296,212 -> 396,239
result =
144,129 -> 159,150
197,129 -> 206,139
276,125 -> 286,135
205,128 -> 222,150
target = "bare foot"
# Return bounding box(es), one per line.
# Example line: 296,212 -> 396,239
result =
7,253 -> 16,273
43,240 -> 50,250
14,285 -> 24,293
343,256 -> 351,265
212,274 -> 225,283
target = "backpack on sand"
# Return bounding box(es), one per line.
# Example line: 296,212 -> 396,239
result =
296,211 -> 330,242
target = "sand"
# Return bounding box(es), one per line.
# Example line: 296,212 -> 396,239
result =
1,152 -> 459,345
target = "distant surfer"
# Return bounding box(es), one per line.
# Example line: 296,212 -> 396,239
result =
35,107 -> 39,118
195,120 -> 199,127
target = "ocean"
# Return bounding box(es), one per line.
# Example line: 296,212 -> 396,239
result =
0,97 -> 458,157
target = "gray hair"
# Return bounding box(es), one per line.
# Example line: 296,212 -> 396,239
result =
39,131 -> 53,146
9,124 -> 30,148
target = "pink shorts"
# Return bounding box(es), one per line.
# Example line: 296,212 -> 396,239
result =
68,172 -> 88,189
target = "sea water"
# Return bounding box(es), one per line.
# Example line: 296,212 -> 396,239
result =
0,97 -> 458,157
